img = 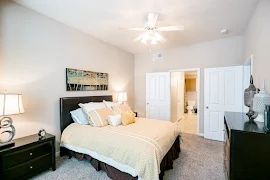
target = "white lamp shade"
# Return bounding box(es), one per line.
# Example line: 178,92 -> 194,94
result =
117,92 -> 127,102
0,93 -> 25,116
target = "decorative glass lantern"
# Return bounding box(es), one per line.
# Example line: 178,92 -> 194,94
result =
244,75 -> 259,120
253,80 -> 270,122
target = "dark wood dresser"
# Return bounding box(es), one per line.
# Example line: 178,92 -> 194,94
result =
0,133 -> 56,180
224,112 -> 270,180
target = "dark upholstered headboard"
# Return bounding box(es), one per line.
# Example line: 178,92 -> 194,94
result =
60,95 -> 113,133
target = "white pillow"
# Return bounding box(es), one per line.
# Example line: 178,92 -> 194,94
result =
103,100 -> 121,108
70,108 -> 89,125
79,102 -> 106,111
108,114 -> 122,127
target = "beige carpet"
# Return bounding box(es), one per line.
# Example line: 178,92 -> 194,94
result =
31,133 -> 225,180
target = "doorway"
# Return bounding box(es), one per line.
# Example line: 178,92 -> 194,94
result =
170,68 -> 200,135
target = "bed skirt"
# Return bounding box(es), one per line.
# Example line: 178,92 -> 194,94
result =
60,136 -> 180,180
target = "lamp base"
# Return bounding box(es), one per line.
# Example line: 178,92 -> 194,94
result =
254,113 -> 264,123
0,141 -> 15,150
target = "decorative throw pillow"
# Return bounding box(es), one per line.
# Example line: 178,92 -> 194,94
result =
121,111 -> 136,126
87,108 -> 114,127
70,108 -> 89,125
79,102 -> 106,112
112,104 -> 131,114
108,114 -> 122,127
103,100 -> 121,108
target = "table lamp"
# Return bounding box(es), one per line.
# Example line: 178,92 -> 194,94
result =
117,92 -> 127,105
0,91 -> 24,149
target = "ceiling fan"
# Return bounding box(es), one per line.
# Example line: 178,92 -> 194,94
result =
120,13 -> 184,44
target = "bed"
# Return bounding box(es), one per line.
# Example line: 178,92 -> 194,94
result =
60,95 -> 180,180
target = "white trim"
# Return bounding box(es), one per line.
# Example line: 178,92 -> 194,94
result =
56,151 -> 60,157
244,55 -> 254,75
169,68 -> 201,136
198,133 -> 204,137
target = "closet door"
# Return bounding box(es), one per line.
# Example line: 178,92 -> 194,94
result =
146,72 -> 170,121
204,66 -> 243,141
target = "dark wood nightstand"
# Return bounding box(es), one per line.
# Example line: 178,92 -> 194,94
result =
0,133 -> 56,180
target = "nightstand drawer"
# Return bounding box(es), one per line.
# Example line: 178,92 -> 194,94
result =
3,153 -> 52,180
2,141 -> 52,169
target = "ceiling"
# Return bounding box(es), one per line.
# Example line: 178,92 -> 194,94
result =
13,0 -> 259,54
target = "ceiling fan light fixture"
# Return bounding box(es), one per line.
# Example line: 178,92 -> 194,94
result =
141,37 -> 148,44
137,30 -> 164,44
151,39 -> 157,44
154,32 -> 163,41
120,13 -> 184,44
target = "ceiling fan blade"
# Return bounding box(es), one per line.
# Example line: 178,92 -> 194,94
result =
157,25 -> 184,31
119,28 -> 146,31
133,32 -> 146,42
147,13 -> 158,27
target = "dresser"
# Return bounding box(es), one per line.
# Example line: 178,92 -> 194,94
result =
224,112 -> 270,180
0,133 -> 56,180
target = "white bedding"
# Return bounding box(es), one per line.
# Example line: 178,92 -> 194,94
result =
60,118 -> 181,180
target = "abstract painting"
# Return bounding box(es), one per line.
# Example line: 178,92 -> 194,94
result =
66,68 -> 108,91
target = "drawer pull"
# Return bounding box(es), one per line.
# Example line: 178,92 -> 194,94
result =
30,166 -> 33,169
30,153 -> 33,156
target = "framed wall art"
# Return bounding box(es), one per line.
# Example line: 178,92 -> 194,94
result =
66,68 -> 108,91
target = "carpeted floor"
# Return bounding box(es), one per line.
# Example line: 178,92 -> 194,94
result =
31,133 -> 225,180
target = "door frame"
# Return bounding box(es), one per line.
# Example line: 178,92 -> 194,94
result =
243,55 -> 254,112
244,55 -> 254,74
169,68 -> 201,136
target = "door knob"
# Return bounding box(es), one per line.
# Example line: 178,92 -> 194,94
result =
147,103 -> 149,105
206,106 -> 209,109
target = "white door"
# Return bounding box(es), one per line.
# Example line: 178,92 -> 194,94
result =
204,66 -> 243,141
146,72 -> 170,121
177,72 -> 185,120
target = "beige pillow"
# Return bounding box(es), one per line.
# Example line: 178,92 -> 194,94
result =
112,104 -> 131,114
87,108 -> 114,127
121,110 -> 135,126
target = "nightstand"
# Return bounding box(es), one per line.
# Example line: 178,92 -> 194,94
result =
0,133 -> 56,180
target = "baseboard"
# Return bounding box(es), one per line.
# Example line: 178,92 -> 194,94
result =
198,133 -> 204,137
56,151 -> 60,157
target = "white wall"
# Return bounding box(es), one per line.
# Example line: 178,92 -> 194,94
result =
0,0 -> 134,150
135,36 -> 244,133
244,0 -> 270,92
